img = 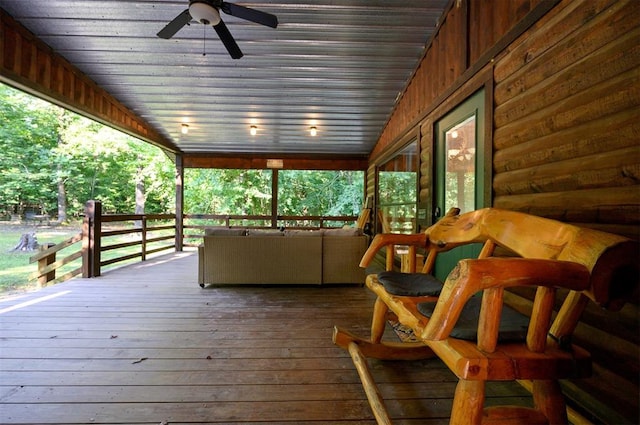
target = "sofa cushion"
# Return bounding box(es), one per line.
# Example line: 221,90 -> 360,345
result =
204,227 -> 246,236
322,227 -> 363,236
283,229 -> 322,237
247,229 -> 284,236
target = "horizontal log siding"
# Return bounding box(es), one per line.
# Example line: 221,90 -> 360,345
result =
492,0 -> 640,237
372,0 -> 542,162
369,0 -> 638,423
492,1 -> 639,423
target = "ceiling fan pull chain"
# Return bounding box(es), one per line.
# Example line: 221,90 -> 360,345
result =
202,24 -> 206,56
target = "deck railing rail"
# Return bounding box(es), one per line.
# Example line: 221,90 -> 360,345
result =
28,232 -> 84,286
183,213 -> 359,247
83,200 -> 177,277
77,201 -> 359,278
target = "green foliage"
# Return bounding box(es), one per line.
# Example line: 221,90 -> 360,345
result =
54,115 -> 174,214
278,170 -> 363,216
0,85 -> 60,215
378,171 -> 417,232
184,169 -> 272,215
185,169 -> 364,222
0,83 -> 175,218
1,83 -> 364,226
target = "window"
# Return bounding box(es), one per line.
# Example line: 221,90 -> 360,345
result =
444,115 -> 477,214
377,141 -> 419,234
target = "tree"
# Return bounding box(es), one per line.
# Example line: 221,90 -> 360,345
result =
184,168 -> 364,226
0,84 -> 60,217
1,83 -> 175,219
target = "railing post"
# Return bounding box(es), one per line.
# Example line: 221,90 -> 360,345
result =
141,215 -> 147,261
82,200 -> 102,278
38,243 -> 56,286
82,202 -> 91,278
175,155 -> 184,251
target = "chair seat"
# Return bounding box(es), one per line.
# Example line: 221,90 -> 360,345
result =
417,296 -> 529,342
377,271 -> 443,297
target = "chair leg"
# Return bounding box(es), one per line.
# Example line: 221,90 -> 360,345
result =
371,296 -> 389,343
450,379 -> 485,425
532,379 -> 568,424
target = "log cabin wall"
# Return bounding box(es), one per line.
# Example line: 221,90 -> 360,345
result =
369,0 -> 639,423
492,0 -> 639,239
492,2 -> 639,422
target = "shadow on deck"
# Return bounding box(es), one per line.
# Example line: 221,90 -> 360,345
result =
0,251 -> 529,424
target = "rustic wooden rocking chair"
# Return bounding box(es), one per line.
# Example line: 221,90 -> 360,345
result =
333,208 -> 639,425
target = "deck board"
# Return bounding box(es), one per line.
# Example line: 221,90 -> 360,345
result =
0,251 -> 529,424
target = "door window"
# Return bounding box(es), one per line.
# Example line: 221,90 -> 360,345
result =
434,89 -> 486,280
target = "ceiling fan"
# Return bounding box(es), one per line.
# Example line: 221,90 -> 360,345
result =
157,0 -> 278,59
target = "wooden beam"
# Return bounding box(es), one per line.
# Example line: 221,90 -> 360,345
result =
182,153 -> 369,170
0,9 -> 177,154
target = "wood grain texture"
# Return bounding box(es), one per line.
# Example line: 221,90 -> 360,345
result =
0,250 -> 529,424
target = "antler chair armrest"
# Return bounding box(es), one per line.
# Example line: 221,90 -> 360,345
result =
359,233 -> 427,268
421,258 -> 591,342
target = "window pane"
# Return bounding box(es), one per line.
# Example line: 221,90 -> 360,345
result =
445,116 -> 476,214
377,142 -> 418,233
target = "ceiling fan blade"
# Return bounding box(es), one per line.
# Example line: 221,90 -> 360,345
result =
157,9 -> 192,39
213,20 -> 243,59
221,2 -> 278,28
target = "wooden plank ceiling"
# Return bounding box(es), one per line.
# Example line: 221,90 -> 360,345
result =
0,0 -> 448,157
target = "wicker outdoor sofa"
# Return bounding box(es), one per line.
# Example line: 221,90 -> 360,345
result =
197,227 -> 368,286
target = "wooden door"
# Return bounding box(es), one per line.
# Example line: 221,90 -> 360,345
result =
434,89 -> 486,280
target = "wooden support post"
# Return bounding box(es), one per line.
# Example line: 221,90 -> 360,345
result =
271,169 -> 278,228
82,200 -> 102,278
175,154 -> 184,251
37,243 -> 56,286
82,207 -> 90,278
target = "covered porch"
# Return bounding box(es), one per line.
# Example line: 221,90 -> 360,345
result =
0,250 -> 530,424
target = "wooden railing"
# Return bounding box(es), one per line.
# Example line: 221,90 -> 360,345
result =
30,201 -> 360,283
29,232 -> 84,286
83,200 -> 176,278
183,213 -> 359,247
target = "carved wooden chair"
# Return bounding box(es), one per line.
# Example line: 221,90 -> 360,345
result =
333,208 -> 639,425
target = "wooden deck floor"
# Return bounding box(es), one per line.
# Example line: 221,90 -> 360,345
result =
0,251 -> 530,424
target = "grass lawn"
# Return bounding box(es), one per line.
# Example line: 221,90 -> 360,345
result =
0,221 -> 181,298
0,221 -> 82,296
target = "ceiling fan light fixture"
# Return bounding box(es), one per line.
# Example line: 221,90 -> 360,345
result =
309,126 -> 317,137
250,125 -> 257,136
189,2 -> 221,26
181,123 -> 189,134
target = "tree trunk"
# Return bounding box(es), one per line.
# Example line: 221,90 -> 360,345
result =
57,165 -> 67,223
56,114 -> 68,224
